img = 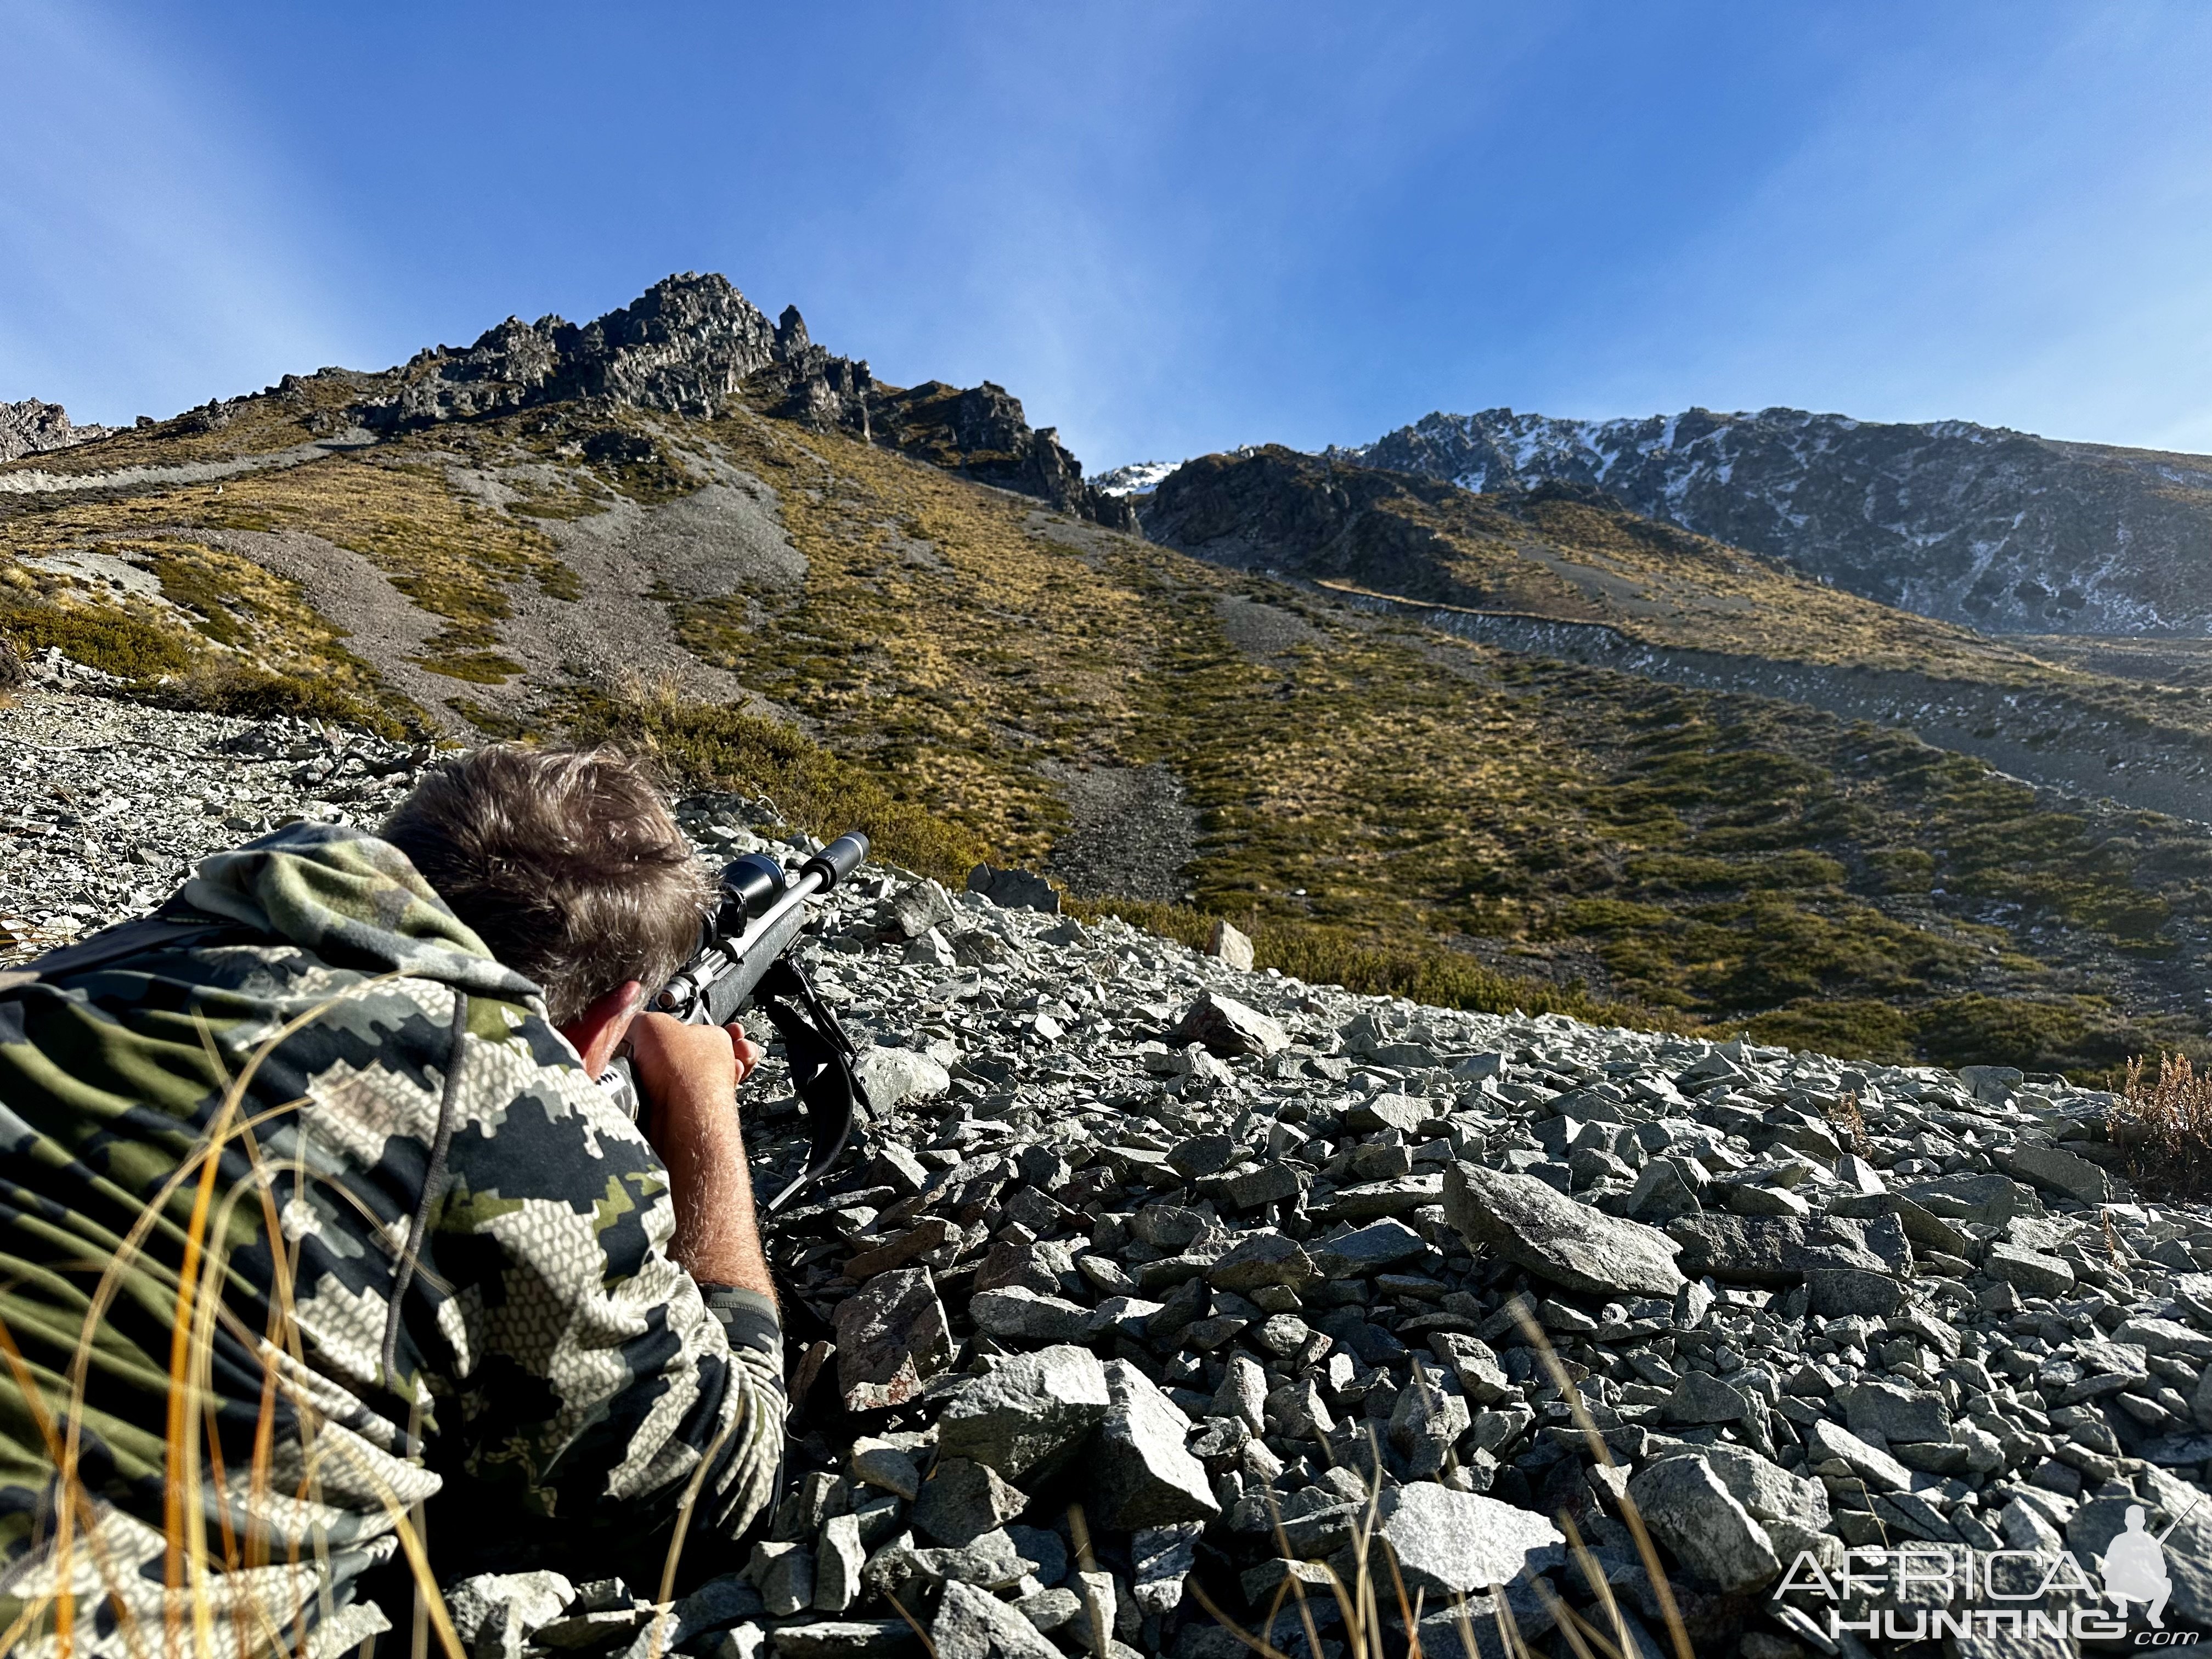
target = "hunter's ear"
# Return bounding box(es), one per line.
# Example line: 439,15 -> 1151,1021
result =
560,981 -> 646,1076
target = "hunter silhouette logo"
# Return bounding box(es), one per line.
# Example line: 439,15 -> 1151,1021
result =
2101,1505 -> 2175,1628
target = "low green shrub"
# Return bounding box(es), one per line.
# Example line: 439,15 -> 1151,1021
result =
157,663 -> 415,740
0,597 -> 194,679
567,685 -> 989,884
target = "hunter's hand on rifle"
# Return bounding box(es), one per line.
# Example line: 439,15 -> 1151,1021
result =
626,1012 -> 776,1304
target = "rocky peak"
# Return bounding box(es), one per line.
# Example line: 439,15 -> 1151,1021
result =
774,304 -> 810,358
348,272 -> 1136,531
357,272 -> 786,430
1141,444 -> 1476,597
0,399 -> 119,464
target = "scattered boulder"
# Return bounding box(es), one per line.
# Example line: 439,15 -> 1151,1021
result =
1168,992 -> 1290,1059
911,1459 -> 1030,1548
967,865 -> 1060,915
854,1048 -> 952,1108
1206,919 -> 1255,971
1627,1455 -> 1780,1594
1375,1482 -> 1563,1595
1088,1360 -> 1221,1530
936,1346 -> 1111,1483
1443,1161 -> 1684,1296
832,1268 -> 952,1411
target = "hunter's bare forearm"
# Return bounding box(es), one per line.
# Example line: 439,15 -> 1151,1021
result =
625,1014 -> 778,1305
659,1108 -> 775,1301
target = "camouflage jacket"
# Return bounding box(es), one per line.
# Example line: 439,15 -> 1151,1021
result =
0,826 -> 784,1658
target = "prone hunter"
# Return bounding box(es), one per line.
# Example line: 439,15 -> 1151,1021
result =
0,746 -> 793,1656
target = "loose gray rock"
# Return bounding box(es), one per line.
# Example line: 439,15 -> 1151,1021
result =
853,1049 -> 952,1108
931,1580 -> 1062,1659
1627,1455 -> 1780,1593
1985,1240 -> 2077,1297
885,880 -> 957,940
1443,1160 -> 1684,1296
445,1571 -> 575,1656
1375,1481 -> 1563,1595
1206,918 -> 1255,970
1663,1370 -> 1751,1426
833,1268 -> 952,1411
1088,1359 -> 1221,1530
1666,1212 -> 1905,1285
2002,1142 -> 2117,1204
1310,1219 -> 1427,1278
1836,1379 -> 1949,1444
911,1459 -> 1030,1548
814,1515 -> 865,1615
1623,1157 -> 1703,1222
1168,991 -> 1290,1059
766,1623 -> 916,1659
1805,1266 -> 1905,1317
936,1345 -> 1111,1482
966,865 -> 1060,915
967,1286 -> 1095,1343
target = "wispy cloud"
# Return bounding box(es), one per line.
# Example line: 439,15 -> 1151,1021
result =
0,0 -> 363,422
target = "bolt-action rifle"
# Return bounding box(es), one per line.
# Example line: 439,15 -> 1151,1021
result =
599,831 -> 873,1213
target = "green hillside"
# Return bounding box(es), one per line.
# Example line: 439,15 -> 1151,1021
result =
4,284 -> 2209,1079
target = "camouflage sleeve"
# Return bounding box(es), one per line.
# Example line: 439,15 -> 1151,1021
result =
414,1008 -> 784,1561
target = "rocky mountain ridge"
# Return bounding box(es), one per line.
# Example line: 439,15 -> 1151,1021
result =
1340,407 -> 2212,637
0,398 -> 119,464
346,273 -> 1133,529
9,276 -> 2212,1079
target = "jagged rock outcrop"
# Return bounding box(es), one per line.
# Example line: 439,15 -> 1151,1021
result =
871,380 -> 1137,532
355,273 -> 787,429
348,274 -> 1135,531
1342,407 -> 2212,636
0,399 -> 118,464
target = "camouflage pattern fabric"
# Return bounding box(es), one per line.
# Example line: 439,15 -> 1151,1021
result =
0,826 -> 785,1658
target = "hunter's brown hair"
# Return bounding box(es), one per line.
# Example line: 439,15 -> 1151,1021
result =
383,744 -> 710,1025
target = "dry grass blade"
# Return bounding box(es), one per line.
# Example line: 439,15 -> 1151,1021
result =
1261,1489 -> 1333,1659
1067,1503 -> 1108,1659
1558,1511 -> 1632,1659
1526,1570 -> 1596,1659
1376,1531 -> 1423,1659
9,982 -> 473,1659
884,1590 -> 939,1659
1551,1599 -> 1626,1659
647,1410 -> 749,1659
1506,1300 -> 1691,1659
1183,1575 -> 1293,1659
1487,1581 -> 1527,1659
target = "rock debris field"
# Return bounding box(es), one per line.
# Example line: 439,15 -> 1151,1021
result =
8,683 -> 2212,1657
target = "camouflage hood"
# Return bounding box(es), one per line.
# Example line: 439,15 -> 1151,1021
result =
176,822 -> 547,1007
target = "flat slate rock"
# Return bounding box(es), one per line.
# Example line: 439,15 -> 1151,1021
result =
1664,1212 -> 1906,1286
1443,1160 -> 1683,1297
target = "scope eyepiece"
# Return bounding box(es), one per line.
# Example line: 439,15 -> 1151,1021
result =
719,853 -> 789,926
798,832 -> 870,892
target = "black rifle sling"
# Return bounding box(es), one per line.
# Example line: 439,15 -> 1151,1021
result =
753,955 -> 872,1214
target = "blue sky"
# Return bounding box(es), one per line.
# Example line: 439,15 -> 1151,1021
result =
7,2 -> 2212,471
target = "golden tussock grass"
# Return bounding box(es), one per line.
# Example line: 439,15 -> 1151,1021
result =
2113,1052 -> 2212,1198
